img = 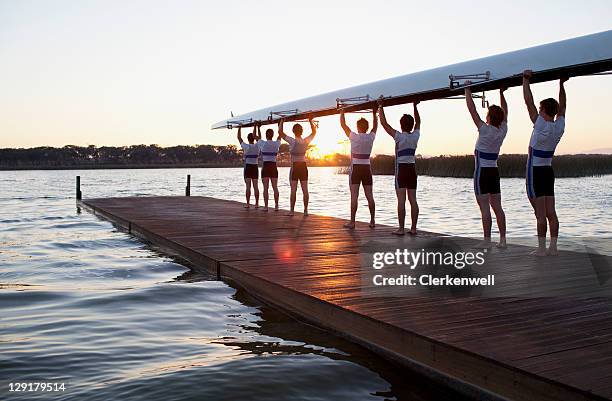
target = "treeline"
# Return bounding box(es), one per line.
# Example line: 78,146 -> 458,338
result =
338,154 -> 612,178
0,144 -> 354,170
0,145 -> 242,169
2,145 -> 611,177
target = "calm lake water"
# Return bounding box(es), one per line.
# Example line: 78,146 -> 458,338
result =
1,167 -> 610,401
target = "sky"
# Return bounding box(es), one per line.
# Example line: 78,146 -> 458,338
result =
1,0 -> 611,156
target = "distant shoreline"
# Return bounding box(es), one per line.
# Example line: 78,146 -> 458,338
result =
0,163 -> 242,171
2,154 -> 612,179
2,145 -> 611,177
338,154 -> 612,178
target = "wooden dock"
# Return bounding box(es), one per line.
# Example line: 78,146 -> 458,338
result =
79,196 -> 612,401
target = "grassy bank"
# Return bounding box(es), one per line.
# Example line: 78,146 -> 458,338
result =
337,154 -> 612,178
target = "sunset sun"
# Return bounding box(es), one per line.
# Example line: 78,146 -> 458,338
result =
307,134 -> 348,158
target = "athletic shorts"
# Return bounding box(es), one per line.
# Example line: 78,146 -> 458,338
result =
395,163 -> 417,189
290,161 -> 308,182
261,161 -> 278,178
244,164 -> 259,180
528,166 -> 555,198
349,164 -> 373,186
474,166 -> 500,195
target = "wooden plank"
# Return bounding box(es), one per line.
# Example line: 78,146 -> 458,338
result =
80,196 -> 612,401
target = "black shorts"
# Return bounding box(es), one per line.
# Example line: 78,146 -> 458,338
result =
261,161 -> 278,178
474,166 -> 500,195
395,163 -> 417,189
350,164 -> 373,186
528,166 -> 555,198
290,161 -> 308,182
244,164 -> 258,180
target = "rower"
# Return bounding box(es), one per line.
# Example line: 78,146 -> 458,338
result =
256,122 -> 281,211
237,126 -> 260,209
465,81 -> 509,249
278,117 -> 317,216
378,100 -> 421,236
340,108 -> 378,229
523,70 -> 568,256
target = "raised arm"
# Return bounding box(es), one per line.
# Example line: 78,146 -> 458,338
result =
370,109 -> 378,133
500,87 -> 508,123
522,70 -> 538,123
378,104 -> 396,138
464,82 -> 484,129
558,76 -> 568,118
255,123 -> 262,141
339,109 -> 351,137
278,119 -> 287,140
307,117 -> 318,140
252,125 -> 259,141
413,101 -> 421,131
237,127 -> 244,144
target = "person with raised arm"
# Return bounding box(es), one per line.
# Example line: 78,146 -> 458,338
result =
378,100 -> 421,236
523,70 -> 568,256
340,108 -> 378,229
464,82 -> 509,249
278,117 -> 317,216
255,122 -> 281,211
237,126 -> 260,209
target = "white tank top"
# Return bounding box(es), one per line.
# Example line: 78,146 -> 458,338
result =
257,139 -> 281,163
241,143 -> 259,165
394,130 -> 420,164
528,116 -> 565,166
350,131 -> 376,165
475,122 -> 508,168
285,136 -> 313,163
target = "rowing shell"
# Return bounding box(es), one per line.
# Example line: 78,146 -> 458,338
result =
212,29 -> 612,129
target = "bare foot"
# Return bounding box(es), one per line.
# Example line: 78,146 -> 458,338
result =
304,210 -> 309,216
343,222 -> 355,229
274,206 -> 279,212
244,204 -> 250,209
392,228 -> 405,236
263,207 -> 269,212
547,247 -> 559,256
254,204 -> 259,209
496,239 -> 507,249
530,248 -> 548,257
369,220 -> 376,228
286,211 -> 294,217
409,229 -> 417,236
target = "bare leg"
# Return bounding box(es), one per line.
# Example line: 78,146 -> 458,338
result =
344,184 -> 359,229
529,196 -> 536,211
364,185 -> 375,228
407,189 -> 419,235
545,196 -> 559,255
262,177 -> 270,211
244,177 -> 251,208
288,180 -> 298,216
300,180 -> 309,215
271,178 -> 279,211
475,194 -> 492,248
252,179 -> 259,208
531,196 -> 548,256
489,193 -> 506,248
393,188 -> 406,235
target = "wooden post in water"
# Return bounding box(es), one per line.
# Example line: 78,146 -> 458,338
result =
185,174 -> 191,197
76,176 -> 82,200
